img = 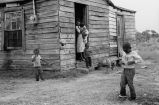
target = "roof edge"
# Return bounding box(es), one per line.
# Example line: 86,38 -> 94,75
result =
107,0 -> 136,13
0,0 -> 24,4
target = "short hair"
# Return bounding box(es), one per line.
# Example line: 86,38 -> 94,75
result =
80,23 -> 85,27
33,48 -> 39,54
123,42 -> 131,54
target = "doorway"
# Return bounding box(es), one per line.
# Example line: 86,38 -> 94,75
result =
75,3 -> 88,60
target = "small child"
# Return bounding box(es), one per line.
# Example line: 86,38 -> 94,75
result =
84,43 -> 92,68
119,42 -> 143,100
32,48 -> 44,81
80,23 -> 89,44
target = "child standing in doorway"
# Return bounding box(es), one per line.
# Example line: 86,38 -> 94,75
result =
32,48 -> 44,81
80,23 -> 89,44
119,42 -> 143,100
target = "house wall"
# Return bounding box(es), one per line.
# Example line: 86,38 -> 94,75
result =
59,0 -> 110,70
59,0 -> 76,71
0,0 -> 60,71
108,6 -> 118,57
123,12 -> 136,49
108,5 -> 136,58
117,9 -> 136,50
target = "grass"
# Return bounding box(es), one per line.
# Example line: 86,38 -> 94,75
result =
137,38 -> 159,63
0,68 -> 88,80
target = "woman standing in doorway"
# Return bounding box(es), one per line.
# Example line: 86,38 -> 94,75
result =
76,20 -> 85,61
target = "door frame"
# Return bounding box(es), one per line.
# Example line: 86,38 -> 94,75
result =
74,3 -> 89,61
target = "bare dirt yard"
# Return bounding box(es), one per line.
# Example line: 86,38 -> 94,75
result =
0,61 -> 159,105
1,39 -> 159,105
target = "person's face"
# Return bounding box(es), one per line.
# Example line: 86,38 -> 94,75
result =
76,21 -> 80,26
34,50 -> 39,55
124,48 -> 131,54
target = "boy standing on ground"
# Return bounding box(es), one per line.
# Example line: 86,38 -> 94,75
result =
32,48 -> 44,81
119,42 -> 143,100
84,43 -> 92,69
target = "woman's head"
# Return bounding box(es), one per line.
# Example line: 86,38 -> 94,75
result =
76,19 -> 81,26
33,48 -> 39,55
123,42 -> 131,54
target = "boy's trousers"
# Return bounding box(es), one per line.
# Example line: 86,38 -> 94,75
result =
34,67 -> 44,81
85,57 -> 92,67
120,68 -> 136,99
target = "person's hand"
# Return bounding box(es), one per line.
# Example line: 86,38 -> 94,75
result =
127,61 -> 135,65
32,56 -> 36,62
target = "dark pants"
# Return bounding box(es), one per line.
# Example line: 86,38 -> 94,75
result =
35,67 -> 44,81
120,68 -> 136,99
85,57 -> 92,68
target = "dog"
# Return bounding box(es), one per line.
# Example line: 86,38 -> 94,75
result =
94,57 -> 117,71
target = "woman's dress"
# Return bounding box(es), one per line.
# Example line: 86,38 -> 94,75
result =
76,26 -> 85,53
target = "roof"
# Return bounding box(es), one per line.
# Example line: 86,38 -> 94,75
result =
107,0 -> 136,13
0,0 -> 136,13
0,0 -> 24,3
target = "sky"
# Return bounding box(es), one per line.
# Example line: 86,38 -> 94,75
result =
111,0 -> 159,33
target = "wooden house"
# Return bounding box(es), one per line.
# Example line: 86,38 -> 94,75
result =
0,0 -> 136,71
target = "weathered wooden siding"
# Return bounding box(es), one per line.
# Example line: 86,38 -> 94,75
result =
89,4 -> 109,66
108,6 -> 118,57
0,0 -> 60,70
0,10 -> 2,51
116,9 -> 136,50
124,12 -> 136,50
59,0 -> 110,69
24,0 -> 60,70
108,5 -> 136,58
59,0 -> 76,70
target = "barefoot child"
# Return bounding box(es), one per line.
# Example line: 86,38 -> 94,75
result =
32,48 -> 44,81
119,42 -> 143,100
84,43 -> 92,69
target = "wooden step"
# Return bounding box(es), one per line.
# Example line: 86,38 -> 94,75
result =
76,61 -> 86,68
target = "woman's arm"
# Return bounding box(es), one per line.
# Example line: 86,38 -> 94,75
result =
76,26 -> 80,33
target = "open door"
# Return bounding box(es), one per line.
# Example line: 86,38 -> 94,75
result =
75,3 -> 88,60
117,15 -> 125,57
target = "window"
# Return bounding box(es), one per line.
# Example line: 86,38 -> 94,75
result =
4,11 -> 23,50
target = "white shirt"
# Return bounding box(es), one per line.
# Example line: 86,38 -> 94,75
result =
32,55 -> 41,67
122,51 -> 143,69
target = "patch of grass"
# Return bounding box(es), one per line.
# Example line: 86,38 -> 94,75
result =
0,68 -> 88,79
137,38 -> 159,63
136,93 -> 159,105
44,69 -> 85,79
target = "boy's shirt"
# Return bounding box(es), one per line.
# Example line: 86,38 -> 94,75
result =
84,49 -> 92,57
32,55 -> 41,67
122,51 -> 143,69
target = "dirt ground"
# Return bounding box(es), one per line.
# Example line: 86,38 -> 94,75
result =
0,59 -> 159,105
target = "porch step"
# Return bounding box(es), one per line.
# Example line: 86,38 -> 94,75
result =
76,61 -> 86,68
76,67 -> 89,74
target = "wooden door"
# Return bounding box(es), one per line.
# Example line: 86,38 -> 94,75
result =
117,15 -> 125,57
